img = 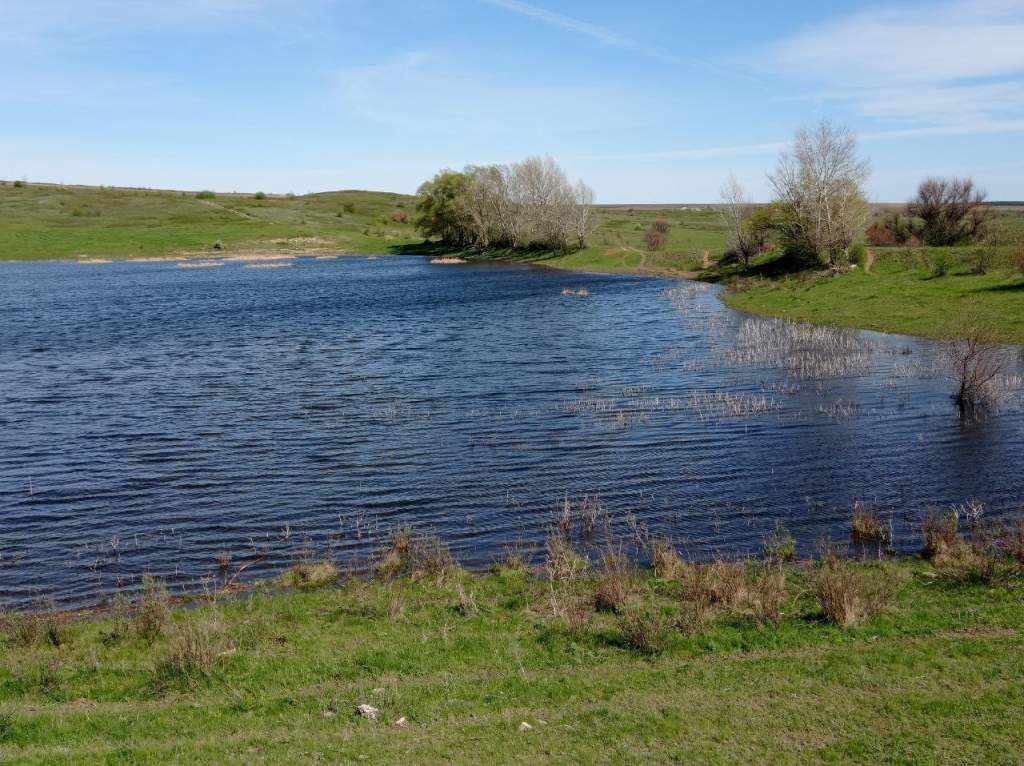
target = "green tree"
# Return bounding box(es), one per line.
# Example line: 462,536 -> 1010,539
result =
415,171 -> 473,247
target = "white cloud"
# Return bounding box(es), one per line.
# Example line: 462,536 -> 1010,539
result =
767,0 -> 1024,127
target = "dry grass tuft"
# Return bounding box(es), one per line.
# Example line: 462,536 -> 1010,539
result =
650,538 -> 684,579
815,556 -> 890,627
1,604 -> 64,648
544,535 -> 590,583
155,620 -> 221,684
279,560 -> 339,590
851,503 -> 893,546
593,554 -> 633,613
377,527 -> 457,584
455,581 -> 479,617
137,576 -> 171,643
762,522 -> 797,564
618,605 -> 671,655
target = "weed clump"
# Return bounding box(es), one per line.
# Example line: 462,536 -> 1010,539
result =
155,620 -> 220,686
137,576 -> 171,643
377,527 -> 457,583
618,605 -> 670,655
650,537 -> 684,579
280,560 -> 339,590
763,522 -> 797,563
814,552 -> 890,627
593,554 -> 633,613
850,503 -> 892,546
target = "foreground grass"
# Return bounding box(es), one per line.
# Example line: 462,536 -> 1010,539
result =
2,559 -> 1022,764
721,247 -> 1024,343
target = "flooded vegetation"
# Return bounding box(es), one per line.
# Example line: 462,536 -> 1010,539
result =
1,256 -> 1022,608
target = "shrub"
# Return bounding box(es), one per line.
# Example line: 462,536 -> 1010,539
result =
999,519 -> 1024,565
814,557 -> 890,627
195,190 -> 216,200
850,502 -> 892,546
0,711 -> 13,743
929,252 -> 950,278
644,220 -> 670,252
971,249 -> 994,275
137,576 -> 171,643
254,191 -> 267,200
618,605 -> 670,655
343,202 -> 356,214
13,180 -> 25,188
377,527 -> 457,583
2,606 -> 63,648
922,509 -> 1000,582
848,241 -> 867,267
865,222 -> 897,247
391,211 -> 409,223
943,320 -> 1014,417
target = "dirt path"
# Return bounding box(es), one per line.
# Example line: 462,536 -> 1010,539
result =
200,200 -> 256,221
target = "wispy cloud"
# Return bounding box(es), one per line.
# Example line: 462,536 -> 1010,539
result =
766,0 -> 1024,126
479,0 -> 750,81
570,119 -> 1024,164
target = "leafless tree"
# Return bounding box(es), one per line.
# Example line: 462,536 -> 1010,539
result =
908,177 -> 989,246
944,320 -> 1016,417
769,120 -> 870,268
572,180 -> 595,250
719,175 -> 760,269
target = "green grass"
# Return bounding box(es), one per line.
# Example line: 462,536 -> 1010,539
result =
721,246 -> 1024,343
1,559 -> 1022,764
0,183 -> 421,260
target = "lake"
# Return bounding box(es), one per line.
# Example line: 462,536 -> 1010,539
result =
1,256 -> 1022,608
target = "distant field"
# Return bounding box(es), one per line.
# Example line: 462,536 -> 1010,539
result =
0,183 -> 421,261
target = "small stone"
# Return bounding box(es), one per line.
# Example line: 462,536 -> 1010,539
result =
394,717 -> 408,728
322,710 -> 336,719
356,704 -> 379,720
212,240 -> 225,251
518,722 -> 533,732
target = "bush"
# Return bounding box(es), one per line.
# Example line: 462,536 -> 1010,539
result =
13,180 -> 25,188
544,535 -> 589,583
343,202 -> 356,214
848,241 -> 867,267
929,252 -> 950,278
195,190 -> 216,200
254,191 -> 266,200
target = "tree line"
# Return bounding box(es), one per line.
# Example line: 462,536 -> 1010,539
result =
415,156 -> 594,252
719,120 -> 993,271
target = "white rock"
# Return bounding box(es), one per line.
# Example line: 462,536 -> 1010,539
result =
518,722 -> 533,732
356,704 -> 379,720
394,717 -> 408,728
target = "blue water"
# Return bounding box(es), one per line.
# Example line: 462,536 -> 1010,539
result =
1,256 -> 1022,607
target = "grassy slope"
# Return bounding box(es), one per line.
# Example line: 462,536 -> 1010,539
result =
0,184 -> 421,260
1,562 -> 1023,764
722,248 -> 1024,344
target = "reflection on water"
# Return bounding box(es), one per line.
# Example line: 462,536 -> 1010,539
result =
0,256 -> 1022,607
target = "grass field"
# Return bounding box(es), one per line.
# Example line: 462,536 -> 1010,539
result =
0,183 -> 421,260
1,551 -> 1022,765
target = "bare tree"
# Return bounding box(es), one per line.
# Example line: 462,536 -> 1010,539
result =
908,177 -> 989,246
769,121 -> 870,268
719,175 -> 760,269
572,180 -> 595,250
944,319 -> 1015,417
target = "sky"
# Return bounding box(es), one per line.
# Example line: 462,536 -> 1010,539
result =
1,0 -> 1023,202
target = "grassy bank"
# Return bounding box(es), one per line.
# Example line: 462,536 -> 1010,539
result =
3,530 -> 1023,764
718,246 -> 1024,344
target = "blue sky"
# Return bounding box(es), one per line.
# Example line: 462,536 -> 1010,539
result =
1,0 -> 1023,202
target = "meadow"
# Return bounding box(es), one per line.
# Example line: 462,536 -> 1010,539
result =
2,517 -> 1023,765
